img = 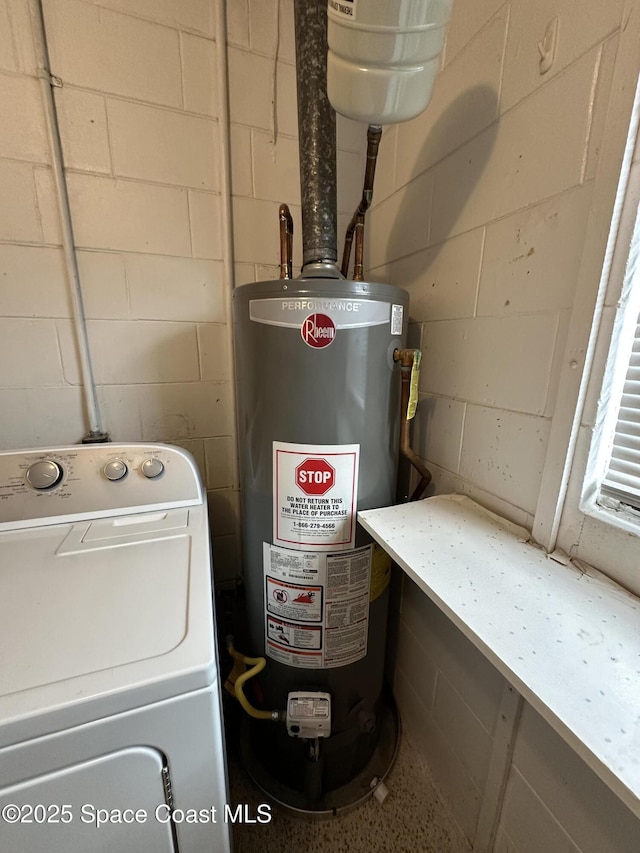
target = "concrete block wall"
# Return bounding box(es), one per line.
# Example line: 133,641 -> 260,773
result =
392,575 -> 640,852
226,0 -> 366,285
368,0 -> 640,849
0,0 -> 369,582
0,0 -> 238,582
367,1 -> 621,529
368,0 -> 622,527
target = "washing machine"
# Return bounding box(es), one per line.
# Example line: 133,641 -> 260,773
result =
0,443 -> 231,852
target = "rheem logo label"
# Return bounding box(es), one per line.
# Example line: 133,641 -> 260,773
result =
295,458 -> 335,495
301,313 -> 335,349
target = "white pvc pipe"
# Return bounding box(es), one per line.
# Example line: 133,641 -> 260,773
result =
214,0 -> 240,495
29,0 -> 105,440
214,0 -> 243,581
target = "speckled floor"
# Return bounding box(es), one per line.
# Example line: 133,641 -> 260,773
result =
228,730 -> 471,853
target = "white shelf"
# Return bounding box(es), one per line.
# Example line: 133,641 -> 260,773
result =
358,494 -> 640,817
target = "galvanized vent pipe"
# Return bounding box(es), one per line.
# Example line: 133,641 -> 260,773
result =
293,0 -> 337,270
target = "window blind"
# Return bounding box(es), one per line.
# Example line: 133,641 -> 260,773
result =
601,311 -> 640,511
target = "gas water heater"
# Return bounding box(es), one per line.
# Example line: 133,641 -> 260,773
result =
233,274 -> 407,807
231,0 -> 451,812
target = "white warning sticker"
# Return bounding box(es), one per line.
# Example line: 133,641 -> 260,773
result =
266,617 -> 322,650
391,304 -> 404,335
273,442 -> 359,551
263,542 -> 371,669
328,0 -> 357,21
266,577 -> 323,622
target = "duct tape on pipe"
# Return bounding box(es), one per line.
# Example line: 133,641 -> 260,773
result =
407,350 -> 421,420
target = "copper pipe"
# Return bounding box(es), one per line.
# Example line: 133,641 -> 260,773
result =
340,230 -> 354,279
278,203 -> 293,279
341,125 -> 383,277
353,213 -> 365,281
394,349 -> 432,501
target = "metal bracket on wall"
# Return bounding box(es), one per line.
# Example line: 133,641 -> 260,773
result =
538,18 -> 559,76
36,67 -> 62,87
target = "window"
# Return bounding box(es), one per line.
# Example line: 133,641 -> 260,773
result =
583,192 -> 640,532
534,31 -> 640,597
599,307 -> 640,513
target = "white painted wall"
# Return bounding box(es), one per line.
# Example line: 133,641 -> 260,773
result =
369,0 -> 640,849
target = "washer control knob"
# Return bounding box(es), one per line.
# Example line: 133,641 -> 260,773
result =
103,460 -> 128,481
141,458 -> 165,479
26,459 -> 63,490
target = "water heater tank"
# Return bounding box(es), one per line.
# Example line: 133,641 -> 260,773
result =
327,0 -> 453,124
233,275 -> 408,806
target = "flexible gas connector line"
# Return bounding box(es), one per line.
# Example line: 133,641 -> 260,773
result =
227,641 -> 284,722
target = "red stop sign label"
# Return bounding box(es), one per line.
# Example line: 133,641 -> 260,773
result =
295,458 -> 335,495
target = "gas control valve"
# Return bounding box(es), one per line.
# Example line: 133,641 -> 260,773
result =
286,692 -> 331,738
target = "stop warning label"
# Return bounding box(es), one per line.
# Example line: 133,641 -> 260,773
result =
273,442 -> 360,550
296,458 -> 335,495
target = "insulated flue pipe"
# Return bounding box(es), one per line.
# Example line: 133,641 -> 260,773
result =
294,0 -> 337,269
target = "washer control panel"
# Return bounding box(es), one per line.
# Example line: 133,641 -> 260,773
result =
0,443 -> 202,531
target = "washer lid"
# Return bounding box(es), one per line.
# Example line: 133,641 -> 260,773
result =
0,506 -> 216,743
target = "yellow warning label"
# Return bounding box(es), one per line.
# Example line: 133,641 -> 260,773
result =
369,543 -> 392,602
